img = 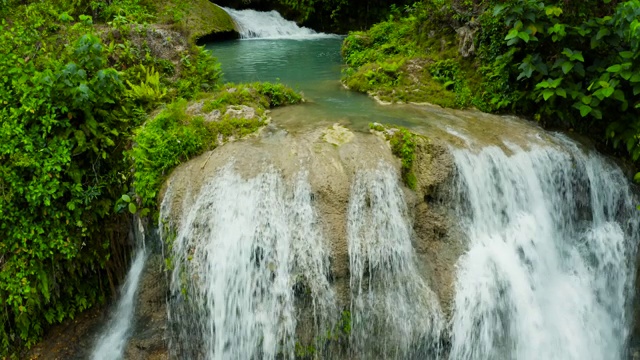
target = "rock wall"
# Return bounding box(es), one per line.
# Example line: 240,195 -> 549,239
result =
160,122 -> 462,352
30,122 -> 461,358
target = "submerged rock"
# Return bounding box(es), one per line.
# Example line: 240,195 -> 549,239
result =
321,124 -> 354,146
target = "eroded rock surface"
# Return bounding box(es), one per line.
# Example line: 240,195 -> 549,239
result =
34,120 -> 463,359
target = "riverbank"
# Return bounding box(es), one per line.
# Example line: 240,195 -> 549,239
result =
340,0 -> 640,172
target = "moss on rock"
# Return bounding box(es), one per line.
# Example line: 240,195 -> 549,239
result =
322,124 -> 355,146
158,0 -> 238,44
341,4 -> 482,109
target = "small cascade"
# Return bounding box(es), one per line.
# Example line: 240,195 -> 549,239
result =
347,164 -> 444,359
222,7 -> 338,39
92,218 -> 147,360
164,165 -> 335,359
448,136 -> 639,360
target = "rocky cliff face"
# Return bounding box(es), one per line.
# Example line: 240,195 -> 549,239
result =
26,117 -> 466,358
152,121 -> 460,357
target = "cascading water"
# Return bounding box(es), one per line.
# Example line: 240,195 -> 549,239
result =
222,7 -> 338,39
347,164 -> 444,359
448,135 -> 639,360
164,165 -> 336,359
92,219 -> 147,360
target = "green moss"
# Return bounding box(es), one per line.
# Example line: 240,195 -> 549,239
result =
341,4 -> 482,109
293,309 -> 352,359
157,0 -> 236,43
131,82 -> 301,213
389,129 -> 417,190
295,342 -> 317,358
370,123 -> 418,190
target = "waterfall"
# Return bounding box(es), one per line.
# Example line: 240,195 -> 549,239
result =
348,164 -> 444,359
164,165 -> 336,359
448,136 -> 639,360
222,7 -> 338,40
92,218 -> 147,360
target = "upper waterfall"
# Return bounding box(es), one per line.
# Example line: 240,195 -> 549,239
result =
222,7 -> 339,40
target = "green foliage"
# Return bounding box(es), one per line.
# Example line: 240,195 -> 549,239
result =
131,100 -> 212,210
274,0 -> 416,32
252,82 -> 303,107
0,6 -> 140,354
125,65 -> 168,109
341,2 -> 476,107
0,0 -> 242,354
203,82 -> 303,112
429,59 -> 473,107
484,0 -> 640,159
176,46 -> 222,98
98,0 -> 155,24
369,123 -> 418,189
131,82 -> 302,213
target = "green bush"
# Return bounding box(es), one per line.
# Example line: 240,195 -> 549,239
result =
0,11 -> 138,354
176,46 -> 222,98
131,82 -> 302,213
483,0 -> 640,158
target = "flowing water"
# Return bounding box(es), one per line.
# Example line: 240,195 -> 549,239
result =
448,136 -> 639,360
94,7 -> 640,360
222,7 -> 338,40
92,219 -> 147,360
164,166 -> 336,359
348,165 -> 444,358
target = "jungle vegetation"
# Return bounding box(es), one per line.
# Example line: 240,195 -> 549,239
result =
1,0 -> 639,357
0,0 -> 300,356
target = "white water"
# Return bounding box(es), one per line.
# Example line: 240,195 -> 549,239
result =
165,165 -> 335,359
348,164 -> 444,359
223,7 -> 339,40
92,219 -> 147,360
449,136 -> 639,360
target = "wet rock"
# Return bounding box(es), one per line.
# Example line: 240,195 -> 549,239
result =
204,109 -> 222,122
322,124 -> 354,146
124,253 -> 169,360
456,21 -> 479,58
224,105 -> 257,120
186,100 -> 205,115
186,100 -> 222,122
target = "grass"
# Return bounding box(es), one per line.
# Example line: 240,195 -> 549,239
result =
341,6 -> 484,109
131,82 -> 302,212
369,123 -> 418,189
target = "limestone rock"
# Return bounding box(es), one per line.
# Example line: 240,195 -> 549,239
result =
456,21 -> 479,58
224,105 -> 257,120
322,124 -> 355,146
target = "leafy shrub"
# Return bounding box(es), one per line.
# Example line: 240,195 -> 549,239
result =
131,100 -> 211,210
0,15 -> 138,355
125,65 -> 168,109
484,0 -> 640,158
176,46 -> 222,98
131,82 -> 302,212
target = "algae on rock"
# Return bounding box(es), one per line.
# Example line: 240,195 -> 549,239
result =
157,0 -> 238,43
